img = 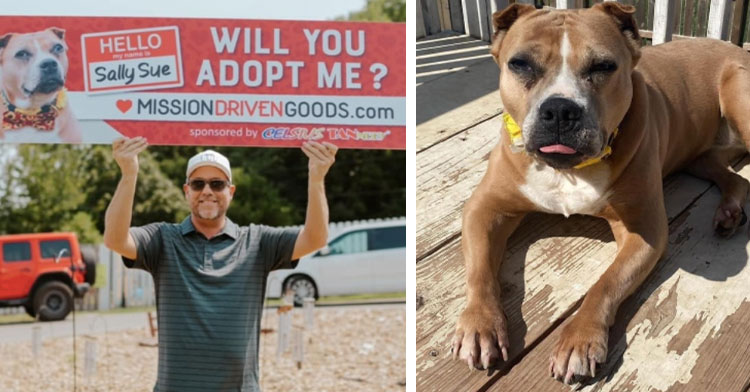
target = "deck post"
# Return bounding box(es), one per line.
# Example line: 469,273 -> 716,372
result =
462,0 -> 493,41
417,0 -> 427,39
653,0 -> 677,45
422,0 -> 444,36
556,0 -> 576,9
707,0 -> 733,40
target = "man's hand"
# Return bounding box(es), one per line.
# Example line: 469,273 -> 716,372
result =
292,141 -> 337,259
105,137 -> 147,260
302,141 -> 338,183
113,137 -> 148,176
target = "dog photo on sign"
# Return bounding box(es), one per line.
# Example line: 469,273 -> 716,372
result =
0,27 -> 81,143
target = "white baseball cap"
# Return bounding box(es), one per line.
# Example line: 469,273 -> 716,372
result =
186,150 -> 232,182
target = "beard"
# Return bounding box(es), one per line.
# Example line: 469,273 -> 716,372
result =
194,199 -> 225,220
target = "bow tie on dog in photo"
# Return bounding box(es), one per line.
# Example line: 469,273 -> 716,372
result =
1,89 -> 67,132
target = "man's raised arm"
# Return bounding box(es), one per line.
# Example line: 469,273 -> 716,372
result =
103,137 -> 148,260
292,141 -> 338,260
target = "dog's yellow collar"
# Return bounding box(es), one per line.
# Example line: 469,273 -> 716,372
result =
502,112 -> 524,151
502,112 -> 618,169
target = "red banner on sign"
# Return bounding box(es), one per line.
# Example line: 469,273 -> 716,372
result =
0,16 -> 405,149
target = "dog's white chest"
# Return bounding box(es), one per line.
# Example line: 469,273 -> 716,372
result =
519,164 -> 611,217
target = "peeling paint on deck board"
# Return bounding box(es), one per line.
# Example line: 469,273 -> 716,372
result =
602,210 -> 750,391
663,301 -> 750,391
416,115 -> 500,260
416,214 -> 619,390
482,163 -> 750,392
634,276 -> 680,340
416,172 -> 726,391
666,313 -> 706,355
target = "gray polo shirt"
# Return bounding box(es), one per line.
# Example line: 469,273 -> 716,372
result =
123,216 -> 300,392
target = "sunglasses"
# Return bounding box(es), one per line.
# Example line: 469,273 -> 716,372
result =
187,179 -> 230,192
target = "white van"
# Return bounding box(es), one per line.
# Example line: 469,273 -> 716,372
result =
266,219 -> 406,305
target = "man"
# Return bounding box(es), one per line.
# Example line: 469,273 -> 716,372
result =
103,136 -> 337,392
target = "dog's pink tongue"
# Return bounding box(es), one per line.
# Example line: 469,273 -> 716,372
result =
540,144 -> 577,154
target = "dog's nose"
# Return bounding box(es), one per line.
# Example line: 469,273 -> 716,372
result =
539,97 -> 582,133
40,60 -> 58,73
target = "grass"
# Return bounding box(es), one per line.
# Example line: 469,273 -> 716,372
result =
0,305 -> 158,325
265,291 -> 406,306
0,292 -> 405,325
0,313 -> 35,325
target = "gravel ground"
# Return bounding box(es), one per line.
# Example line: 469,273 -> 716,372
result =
0,306 -> 405,392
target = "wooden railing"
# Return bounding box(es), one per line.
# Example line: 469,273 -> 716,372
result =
418,0 -> 750,49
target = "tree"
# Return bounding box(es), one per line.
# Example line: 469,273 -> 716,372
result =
0,145 -> 189,242
0,145 -> 96,242
149,145 -> 406,225
341,0 -> 406,22
75,145 -> 190,231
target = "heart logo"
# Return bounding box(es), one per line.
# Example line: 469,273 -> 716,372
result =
116,99 -> 132,113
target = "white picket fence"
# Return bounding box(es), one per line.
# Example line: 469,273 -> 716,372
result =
293,216 -> 405,239
0,217 -> 405,316
418,0 -> 750,49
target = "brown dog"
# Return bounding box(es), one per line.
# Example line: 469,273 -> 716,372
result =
0,27 -> 81,143
452,2 -> 750,383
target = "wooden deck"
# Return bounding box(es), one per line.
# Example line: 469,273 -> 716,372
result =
416,32 -> 750,392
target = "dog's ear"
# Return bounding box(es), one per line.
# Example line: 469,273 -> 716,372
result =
0,33 -> 13,49
0,33 -> 13,61
490,4 -> 536,61
592,2 -> 641,63
48,27 -> 65,40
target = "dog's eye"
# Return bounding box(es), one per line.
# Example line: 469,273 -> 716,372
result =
14,50 -> 31,60
508,58 -> 534,74
51,44 -> 64,54
589,61 -> 618,74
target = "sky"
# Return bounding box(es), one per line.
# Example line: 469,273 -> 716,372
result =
2,0 -> 369,20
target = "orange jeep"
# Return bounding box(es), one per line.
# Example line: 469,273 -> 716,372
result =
0,232 -> 96,321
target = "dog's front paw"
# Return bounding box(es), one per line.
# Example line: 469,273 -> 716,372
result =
451,302 -> 509,370
713,197 -> 746,237
550,319 -> 607,384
